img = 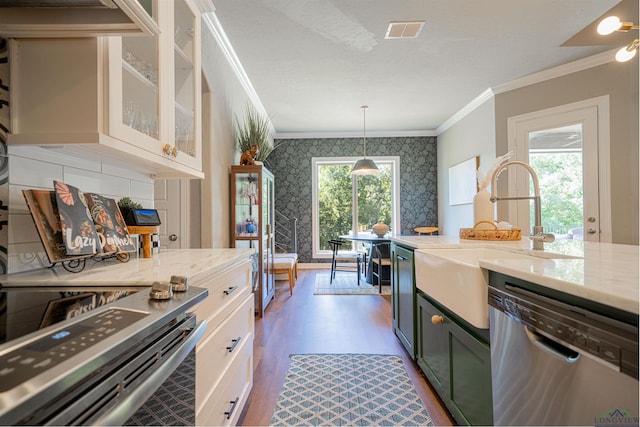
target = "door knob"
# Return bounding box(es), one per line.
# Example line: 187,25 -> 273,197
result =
431,315 -> 445,325
169,234 -> 178,241
587,229 -> 597,235
587,217 -> 596,223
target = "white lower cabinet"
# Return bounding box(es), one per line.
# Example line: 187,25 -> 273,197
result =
192,258 -> 254,426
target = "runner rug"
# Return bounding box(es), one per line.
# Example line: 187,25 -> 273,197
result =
313,273 -> 391,295
269,354 -> 433,426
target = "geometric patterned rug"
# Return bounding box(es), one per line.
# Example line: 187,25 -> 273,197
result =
269,354 -> 433,426
313,273 -> 392,295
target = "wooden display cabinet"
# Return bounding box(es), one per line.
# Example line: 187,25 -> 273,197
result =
230,165 -> 275,317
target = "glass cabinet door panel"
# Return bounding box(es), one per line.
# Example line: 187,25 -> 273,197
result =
234,173 -> 260,237
174,0 -> 196,157
122,0 -> 160,140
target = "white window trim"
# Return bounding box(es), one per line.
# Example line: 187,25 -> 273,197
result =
311,156 -> 400,259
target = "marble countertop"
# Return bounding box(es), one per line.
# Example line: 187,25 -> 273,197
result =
390,235 -> 639,315
0,248 -> 255,287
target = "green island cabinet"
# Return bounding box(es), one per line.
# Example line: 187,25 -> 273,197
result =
391,243 -> 493,426
391,244 -> 416,357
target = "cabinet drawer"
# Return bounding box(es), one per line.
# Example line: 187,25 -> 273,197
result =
192,260 -> 251,333
196,294 -> 253,401
196,333 -> 253,426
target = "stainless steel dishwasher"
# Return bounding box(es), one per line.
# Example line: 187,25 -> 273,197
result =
488,272 -> 639,426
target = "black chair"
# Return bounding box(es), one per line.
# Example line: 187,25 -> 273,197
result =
371,242 -> 391,293
328,239 -> 365,285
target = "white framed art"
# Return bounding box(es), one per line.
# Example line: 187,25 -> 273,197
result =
448,156 -> 479,205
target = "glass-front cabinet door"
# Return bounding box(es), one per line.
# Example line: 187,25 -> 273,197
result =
230,165 -> 275,317
262,170 -> 275,311
173,0 -> 199,167
106,0 -> 201,172
108,0 -> 162,153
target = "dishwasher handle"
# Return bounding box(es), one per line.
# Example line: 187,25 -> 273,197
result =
524,326 -> 581,363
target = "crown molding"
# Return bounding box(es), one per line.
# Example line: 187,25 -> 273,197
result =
202,12 -> 275,134
436,88 -> 495,135
491,49 -> 617,95
275,129 -> 438,140
436,49 -> 617,135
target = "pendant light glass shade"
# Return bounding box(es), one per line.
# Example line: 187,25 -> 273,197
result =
351,105 -> 379,175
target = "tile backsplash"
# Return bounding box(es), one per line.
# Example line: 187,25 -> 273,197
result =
8,145 -> 154,274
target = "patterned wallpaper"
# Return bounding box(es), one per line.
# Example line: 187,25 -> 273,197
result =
266,136 -> 437,263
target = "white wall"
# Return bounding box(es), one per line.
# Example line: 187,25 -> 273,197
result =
198,16 -> 257,248
437,98 -> 496,236
8,145 -> 154,273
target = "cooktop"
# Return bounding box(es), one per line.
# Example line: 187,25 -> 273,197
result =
0,286 -> 145,346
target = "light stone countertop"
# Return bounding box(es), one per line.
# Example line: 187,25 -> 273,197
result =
0,248 -> 255,287
390,234 -> 639,315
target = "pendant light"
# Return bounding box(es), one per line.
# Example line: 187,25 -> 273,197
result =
351,105 -> 379,175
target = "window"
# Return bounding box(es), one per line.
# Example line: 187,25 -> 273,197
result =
312,157 -> 400,258
528,124 -> 583,236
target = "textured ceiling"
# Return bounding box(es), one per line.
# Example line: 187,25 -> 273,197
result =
211,0 -> 635,135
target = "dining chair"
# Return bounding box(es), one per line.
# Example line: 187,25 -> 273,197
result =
328,239 -> 364,285
414,226 -> 439,235
371,242 -> 391,293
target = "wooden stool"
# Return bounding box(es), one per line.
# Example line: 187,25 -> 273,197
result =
273,253 -> 298,280
271,257 -> 296,295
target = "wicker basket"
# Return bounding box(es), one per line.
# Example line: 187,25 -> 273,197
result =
459,220 -> 522,241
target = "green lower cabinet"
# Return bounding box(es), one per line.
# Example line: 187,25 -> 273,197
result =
417,293 -> 493,426
392,244 -> 415,358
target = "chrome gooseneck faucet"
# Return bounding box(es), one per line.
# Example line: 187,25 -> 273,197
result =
489,161 -> 555,250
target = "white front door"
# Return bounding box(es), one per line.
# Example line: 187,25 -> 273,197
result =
507,96 -> 611,242
154,179 -> 189,249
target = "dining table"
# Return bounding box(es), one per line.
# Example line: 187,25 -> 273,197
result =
339,232 -> 392,285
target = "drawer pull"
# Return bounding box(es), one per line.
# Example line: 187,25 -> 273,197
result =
223,286 -> 239,295
224,397 -> 240,420
431,315 -> 445,324
226,336 -> 242,353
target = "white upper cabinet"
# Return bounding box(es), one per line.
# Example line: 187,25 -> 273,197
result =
0,0 -> 160,38
9,0 -> 204,179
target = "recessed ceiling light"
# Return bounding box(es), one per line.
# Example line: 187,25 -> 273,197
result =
384,21 -> 425,39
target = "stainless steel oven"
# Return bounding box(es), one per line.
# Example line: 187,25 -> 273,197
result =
0,282 -> 207,426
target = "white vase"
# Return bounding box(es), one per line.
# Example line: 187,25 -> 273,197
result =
372,222 -> 389,237
473,189 -> 495,229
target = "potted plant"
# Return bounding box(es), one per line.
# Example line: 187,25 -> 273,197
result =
234,104 -> 277,164
117,197 -> 142,225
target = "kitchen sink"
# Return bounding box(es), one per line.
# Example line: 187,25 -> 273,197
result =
414,248 -> 548,329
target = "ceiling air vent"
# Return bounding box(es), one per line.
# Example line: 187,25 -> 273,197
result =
384,21 -> 425,39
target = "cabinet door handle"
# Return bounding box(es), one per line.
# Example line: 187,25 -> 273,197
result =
223,286 -> 239,295
397,255 -> 408,260
162,143 -> 172,155
171,146 -> 178,157
431,315 -> 445,324
226,336 -> 242,352
224,397 -> 240,419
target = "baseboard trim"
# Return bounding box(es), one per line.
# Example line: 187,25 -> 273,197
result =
299,263 -> 330,270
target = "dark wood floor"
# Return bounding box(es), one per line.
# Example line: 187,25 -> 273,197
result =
237,269 -> 455,426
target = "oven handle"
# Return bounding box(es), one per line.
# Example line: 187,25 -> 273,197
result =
93,319 -> 207,426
